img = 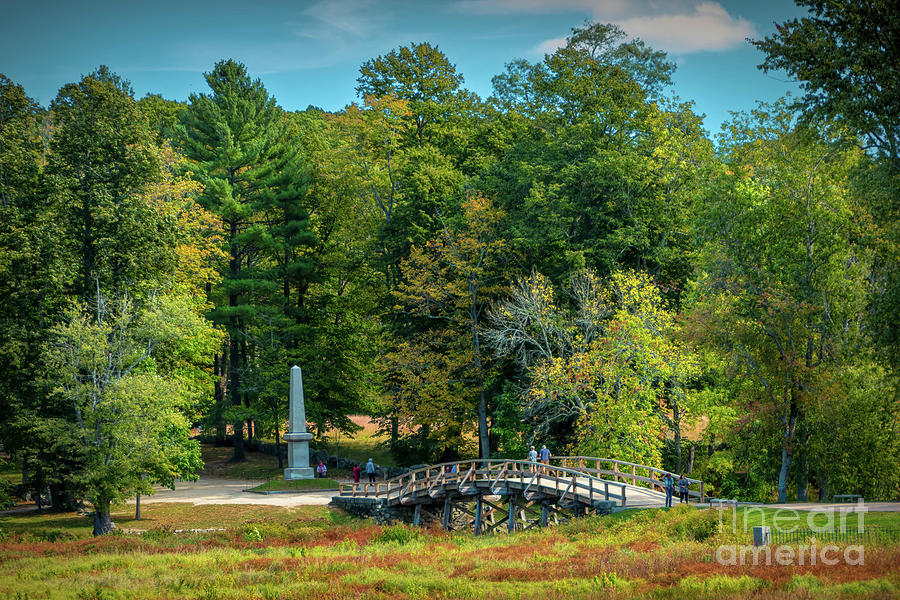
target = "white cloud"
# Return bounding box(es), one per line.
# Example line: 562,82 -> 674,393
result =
531,36 -> 568,55
461,0 -> 756,55
458,0 -> 632,17
616,3 -> 756,53
296,0 -> 381,40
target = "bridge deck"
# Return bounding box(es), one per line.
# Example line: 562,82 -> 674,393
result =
339,458 -> 697,510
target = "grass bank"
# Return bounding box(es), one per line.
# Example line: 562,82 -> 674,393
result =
247,478 -> 339,492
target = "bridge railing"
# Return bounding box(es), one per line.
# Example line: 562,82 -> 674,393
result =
551,456 -> 704,501
339,459 -> 632,506
339,457 -> 705,503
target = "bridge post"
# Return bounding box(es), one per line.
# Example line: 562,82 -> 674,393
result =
508,494 -> 517,533
442,496 -> 452,531
413,503 -> 421,527
613,462 -> 619,482
540,501 -> 549,527
474,495 -> 483,535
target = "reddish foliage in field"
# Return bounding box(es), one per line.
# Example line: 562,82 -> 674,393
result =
625,539 -> 660,552
665,545 -> 900,586
227,557 -> 277,573
316,525 -> 381,546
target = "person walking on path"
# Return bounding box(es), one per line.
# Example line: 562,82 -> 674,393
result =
678,474 -> 689,503
539,445 -> 550,464
316,461 -> 327,478
352,464 -> 361,483
366,458 -> 376,483
539,445 -> 551,474
663,473 -> 674,508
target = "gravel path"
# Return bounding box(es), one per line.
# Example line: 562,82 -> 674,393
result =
131,477 -> 337,507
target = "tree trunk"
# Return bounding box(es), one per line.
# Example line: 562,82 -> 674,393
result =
50,483 -> 78,512
213,346 -> 227,445
135,493 -> 141,520
229,332 -> 245,462
817,469 -> 829,503
796,420 -> 810,501
478,389 -> 490,459
471,301 -> 490,460
686,443 -> 695,474
92,499 -> 115,536
674,416 -> 682,474
228,219 -> 246,463
777,396 -> 799,503
390,413 -> 398,450
797,455 -> 809,502
276,428 -> 283,470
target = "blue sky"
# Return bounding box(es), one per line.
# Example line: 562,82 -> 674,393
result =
2,0 -> 806,134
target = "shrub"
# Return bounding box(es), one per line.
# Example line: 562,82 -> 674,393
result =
678,574 -> 763,596
241,520 -> 288,541
0,477 -> 15,510
374,523 -> 423,545
671,510 -> 719,542
243,526 -> 263,542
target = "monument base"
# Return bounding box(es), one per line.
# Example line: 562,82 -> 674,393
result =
284,467 -> 315,480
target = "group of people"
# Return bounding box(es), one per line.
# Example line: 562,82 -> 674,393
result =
350,458 -> 377,483
523,444 -> 692,508
338,448 -> 691,508
527,444 -> 551,472
662,472 -> 691,507
318,457 -> 378,483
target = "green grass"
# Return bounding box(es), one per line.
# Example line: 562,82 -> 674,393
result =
247,478 -> 339,492
199,445 -> 284,480
712,505 -> 899,534
0,457 -> 22,485
318,416 -> 396,467
0,503 -> 345,539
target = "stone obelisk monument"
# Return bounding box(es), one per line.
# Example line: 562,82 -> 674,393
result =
283,366 -> 314,480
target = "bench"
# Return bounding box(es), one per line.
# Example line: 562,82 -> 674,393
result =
832,494 -> 863,503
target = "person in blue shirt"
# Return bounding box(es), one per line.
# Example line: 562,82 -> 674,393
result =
539,445 -> 551,472
663,472 -> 674,508
678,474 -> 689,503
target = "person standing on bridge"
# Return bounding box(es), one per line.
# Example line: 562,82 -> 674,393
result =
539,445 -> 551,473
663,472 -> 674,508
678,474 -> 689,503
366,458 -> 376,483
528,446 -> 538,473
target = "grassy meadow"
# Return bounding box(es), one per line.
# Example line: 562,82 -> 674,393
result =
1,503 -> 898,599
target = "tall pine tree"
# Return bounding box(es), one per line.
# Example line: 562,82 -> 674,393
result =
177,60 -> 312,461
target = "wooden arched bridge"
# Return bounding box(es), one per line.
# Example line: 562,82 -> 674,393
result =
336,457 -> 704,534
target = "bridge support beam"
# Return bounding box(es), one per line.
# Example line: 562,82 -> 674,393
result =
540,501 -> 549,527
413,503 -> 421,527
474,495 -> 483,535
508,494 -> 517,533
442,496 -> 452,530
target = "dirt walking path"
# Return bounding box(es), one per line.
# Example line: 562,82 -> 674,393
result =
130,477 -> 337,507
